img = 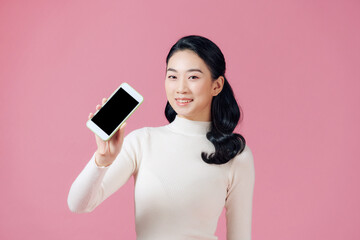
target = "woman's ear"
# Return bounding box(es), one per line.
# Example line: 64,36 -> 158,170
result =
212,76 -> 225,96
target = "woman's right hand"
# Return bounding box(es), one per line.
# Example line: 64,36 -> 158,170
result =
88,97 -> 127,167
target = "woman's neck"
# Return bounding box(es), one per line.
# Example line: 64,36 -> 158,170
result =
167,115 -> 211,136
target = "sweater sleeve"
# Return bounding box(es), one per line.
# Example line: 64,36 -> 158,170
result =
225,145 -> 255,240
67,128 -> 146,213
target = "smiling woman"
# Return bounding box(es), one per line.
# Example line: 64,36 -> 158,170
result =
68,35 -> 255,240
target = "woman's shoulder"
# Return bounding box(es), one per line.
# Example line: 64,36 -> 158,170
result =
125,126 -> 148,138
229,144 -> 255,172
225,144 -> 255,190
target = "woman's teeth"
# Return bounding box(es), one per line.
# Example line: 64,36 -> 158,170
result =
176,99 -> 193,103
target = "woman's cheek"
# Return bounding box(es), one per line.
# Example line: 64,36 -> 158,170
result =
165,80 -> 176,92
189,81 -> 206,96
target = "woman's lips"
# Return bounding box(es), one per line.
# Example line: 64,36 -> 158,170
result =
175,98 -> 193,106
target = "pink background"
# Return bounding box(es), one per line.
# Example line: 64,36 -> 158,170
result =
1,0 -> 359,239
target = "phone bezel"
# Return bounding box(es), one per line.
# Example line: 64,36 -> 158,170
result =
86,82 -> 143,141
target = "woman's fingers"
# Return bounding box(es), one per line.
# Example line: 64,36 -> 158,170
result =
90,97 -> 107,120
116,122 -> 127,141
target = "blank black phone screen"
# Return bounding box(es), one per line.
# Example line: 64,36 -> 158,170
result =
92,88 -> 139,135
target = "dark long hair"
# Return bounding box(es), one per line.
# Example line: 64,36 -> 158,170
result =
165,35 -> 246,165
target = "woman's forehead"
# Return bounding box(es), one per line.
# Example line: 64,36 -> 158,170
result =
167,50 -> 208,72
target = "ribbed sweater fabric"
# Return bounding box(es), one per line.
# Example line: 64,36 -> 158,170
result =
68,115 -> 255,240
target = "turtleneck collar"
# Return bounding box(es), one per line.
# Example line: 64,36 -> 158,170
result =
166,115 -> 211,136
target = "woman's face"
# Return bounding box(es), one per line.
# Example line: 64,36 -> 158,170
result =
165,50 -> 224,122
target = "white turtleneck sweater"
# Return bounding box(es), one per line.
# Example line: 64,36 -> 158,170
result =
68,116 -> 255,240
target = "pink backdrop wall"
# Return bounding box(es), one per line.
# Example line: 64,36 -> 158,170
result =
1,0 -> 359,239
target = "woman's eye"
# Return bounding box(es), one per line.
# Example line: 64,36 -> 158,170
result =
168,75 -> 176,79
189,76 -> 199,80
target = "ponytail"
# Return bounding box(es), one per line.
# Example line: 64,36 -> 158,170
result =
201,77 -> 246,164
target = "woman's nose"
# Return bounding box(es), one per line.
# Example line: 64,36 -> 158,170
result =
176,78 -> 188,94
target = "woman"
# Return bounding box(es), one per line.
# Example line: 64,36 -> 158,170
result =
68,35 -> 255,240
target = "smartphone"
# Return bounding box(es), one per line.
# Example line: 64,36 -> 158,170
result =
86,82 -> 143,141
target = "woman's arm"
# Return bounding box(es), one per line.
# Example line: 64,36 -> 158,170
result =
67,128 -> 145,213
225,145 -> 255,240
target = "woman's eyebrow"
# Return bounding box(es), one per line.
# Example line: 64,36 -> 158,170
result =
167,68 -> 203,73
167,68 -> 177,72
